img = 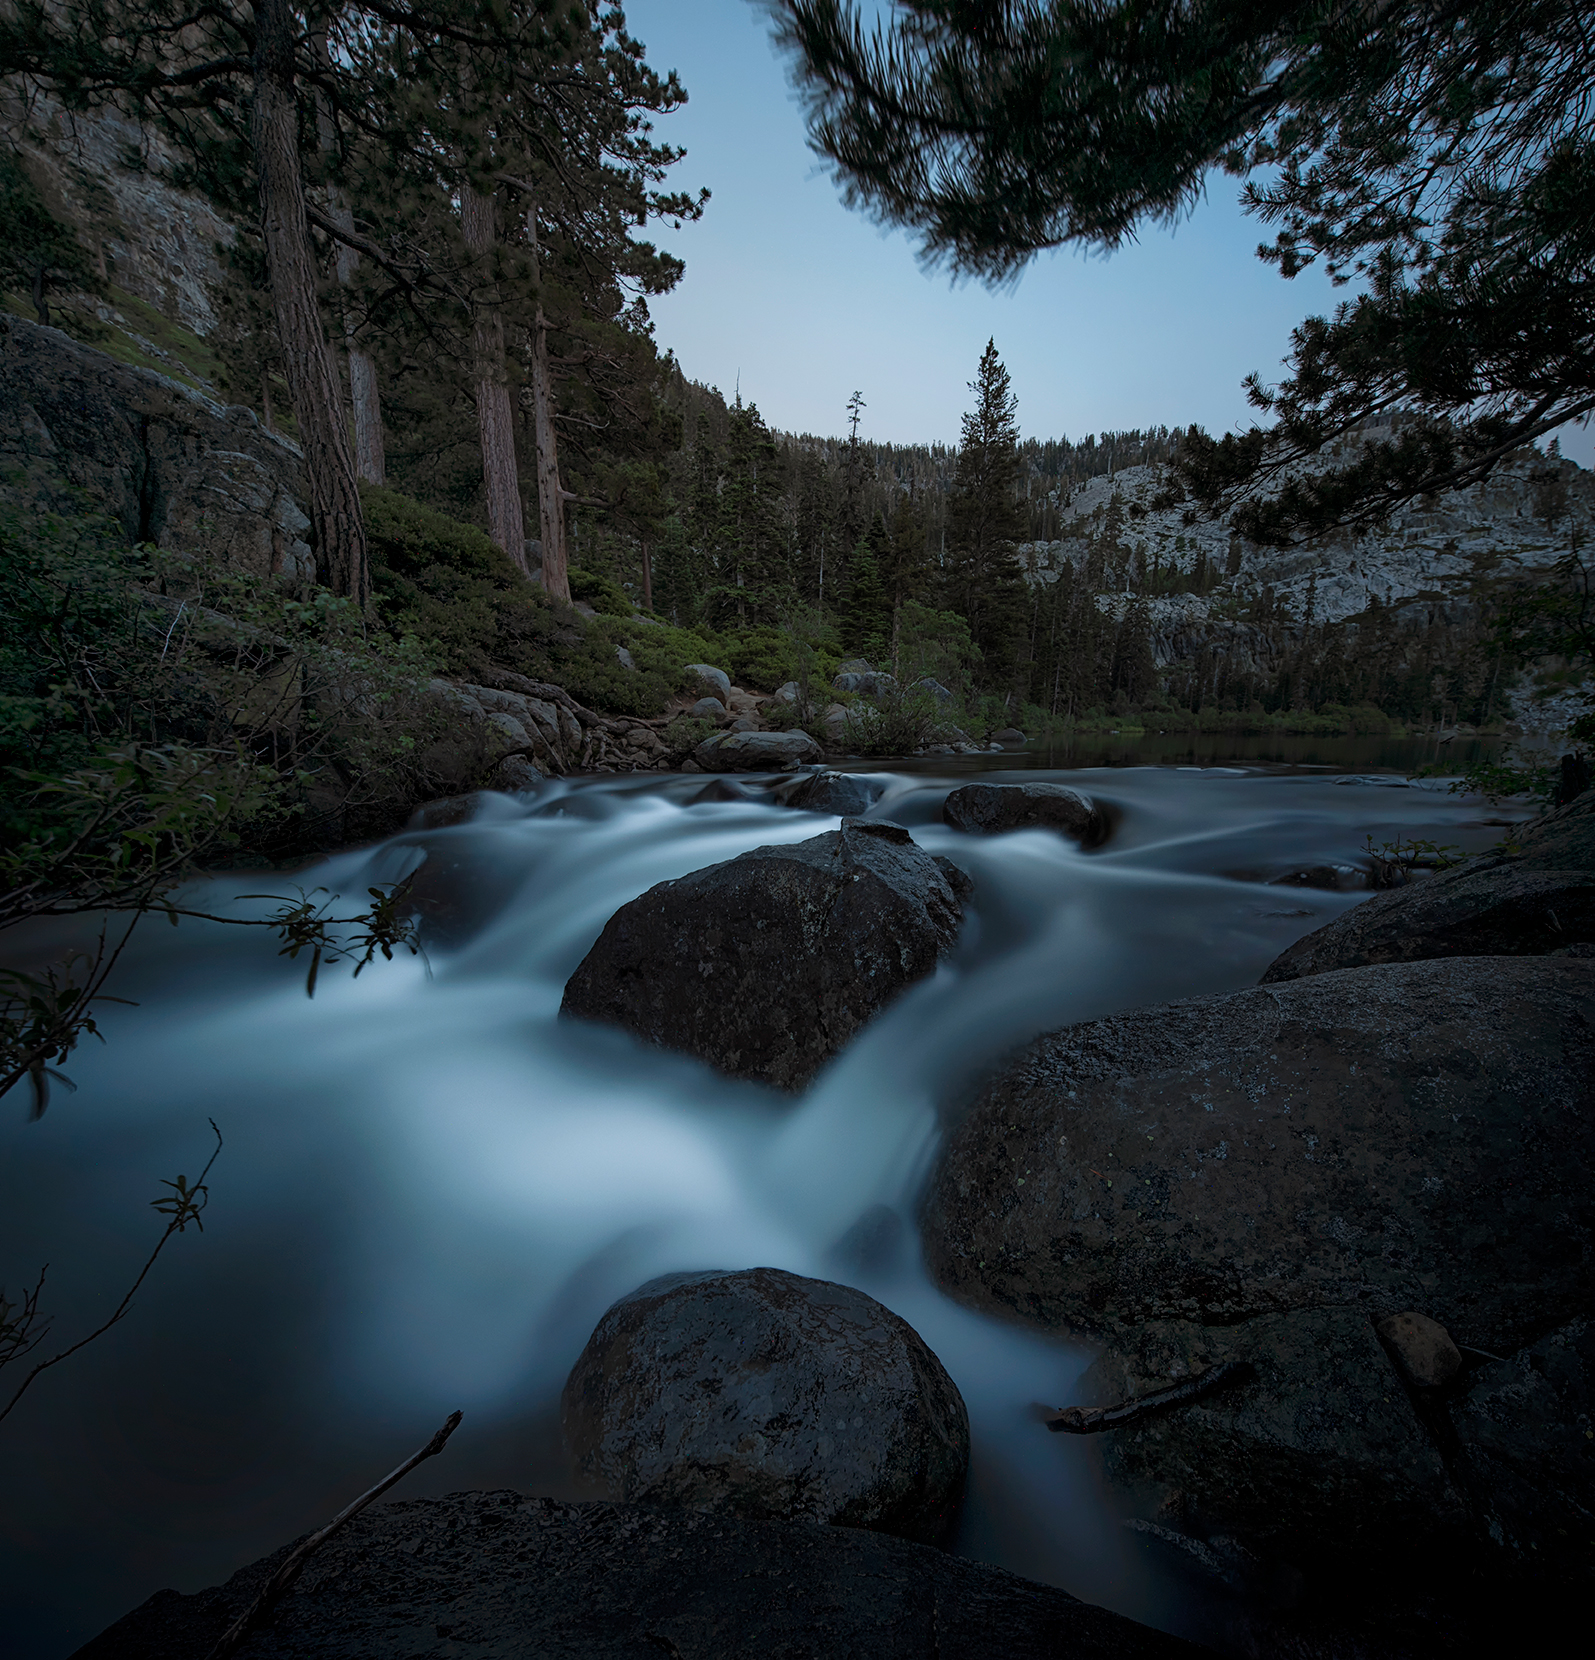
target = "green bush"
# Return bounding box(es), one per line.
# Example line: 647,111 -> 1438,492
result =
569,565 -> 634,618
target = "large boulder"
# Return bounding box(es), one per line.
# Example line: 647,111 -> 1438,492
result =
1262,787 -> 1595,981
562,1268 -> 969,1544
72,1491 -> 1208,1660
684,662 -> 732,702
693,729 -> 823,771
834,670 -> 897,696
922,957 -> 1595,1352
942,781 -> 1107,845
774,767 -> 886,816
1078,1307 -> 1467,1563
562,820 -> 962,1090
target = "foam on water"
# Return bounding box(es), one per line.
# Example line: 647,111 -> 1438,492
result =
0,764 -> 1523,1655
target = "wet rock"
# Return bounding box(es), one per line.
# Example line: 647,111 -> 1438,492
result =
690,777 -> 754,804
562,1267 -> 969,1544
684,662 -> 732,702
775,768 -> 885,816
1452,1317 -> 1595,1581
1375,1311 -> 1463,1389
72,1490 -> 1209,1660
693,729 -> 823,772
922,957 -> 1595,1352
1262,787 -> 1595,981
933,855 -> 975,902
562,819 -> 961,1090
490,754 -> 545,793
943,781 -> 1106,844
1080,1308 -> 1466,1563
993,727 -> 1026,743
688,695 -> 729,722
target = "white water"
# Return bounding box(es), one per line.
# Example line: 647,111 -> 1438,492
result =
0,763 -> 1526,1655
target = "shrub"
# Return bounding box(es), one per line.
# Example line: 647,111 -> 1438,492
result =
569,566 -> 634,618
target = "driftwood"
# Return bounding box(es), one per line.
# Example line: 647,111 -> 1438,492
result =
205,1409 -> 462,1660
1043,1361 -> 1255,1434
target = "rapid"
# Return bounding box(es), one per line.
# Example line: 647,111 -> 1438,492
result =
0,757 -> 1529,1655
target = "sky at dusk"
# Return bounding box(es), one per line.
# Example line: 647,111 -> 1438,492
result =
627,0 -> 1594,467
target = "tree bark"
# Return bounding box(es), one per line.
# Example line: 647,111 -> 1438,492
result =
252,0 -> 368,605
640,538 -> 652,612
523,197 -> 571,603
459,182 -> 529,572
311,28 -> 385,488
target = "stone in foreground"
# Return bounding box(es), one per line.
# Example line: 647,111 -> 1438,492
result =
71,1491 -> 1208,1659
942,781 -> 1106,844
923,957 -> 1595,1351
1262,786 -> 1594,980
562,1268 -> 968,1543
562,820 -> 961,1090
693,728 -> 823,771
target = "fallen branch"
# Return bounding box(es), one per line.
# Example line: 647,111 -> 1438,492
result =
206,1409 -> 463,1660
1043,1361 -> 1255,1434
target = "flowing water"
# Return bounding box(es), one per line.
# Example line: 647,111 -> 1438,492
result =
0,756 -> 1534,1655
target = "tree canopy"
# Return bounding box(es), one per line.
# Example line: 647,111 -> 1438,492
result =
771,1 -> 1595,542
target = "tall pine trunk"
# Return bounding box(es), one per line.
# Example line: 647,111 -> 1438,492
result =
459,183 -> 528,571
524,198 -> 570,603
312,29 -> 385,487
252,0 -> 368,605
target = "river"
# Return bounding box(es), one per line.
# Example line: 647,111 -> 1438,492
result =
0,752 -> 1533,1655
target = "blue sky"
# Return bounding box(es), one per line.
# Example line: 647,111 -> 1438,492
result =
627,0 -> 1593,467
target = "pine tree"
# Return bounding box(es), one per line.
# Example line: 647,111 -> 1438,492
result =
944,340 -> 1029,693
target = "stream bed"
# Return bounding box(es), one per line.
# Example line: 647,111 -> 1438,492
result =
0,756 -> 1534,1655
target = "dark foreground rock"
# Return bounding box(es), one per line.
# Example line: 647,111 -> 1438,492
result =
562,820 -> 961,1090
562,1268 -> 968,1543
775,767 -> 886,815
923,957 -> 1595,1351
1078,1308 -> 1467,1565
1262,786 -> 1595,981
72,1491 -> 1206,1660
942,781 -> 1107,844
694,729 -> 823,771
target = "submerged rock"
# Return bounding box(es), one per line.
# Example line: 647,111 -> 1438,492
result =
922,957 -> 1595,1351
562,1267 -> 969,1544
693,729 -> 823,771
73,1490 -> 1207,1659
774,767 -> 886,816
1262,787 -> 1595,980
942,781 -> 1106,844
561,820 -> 961,1090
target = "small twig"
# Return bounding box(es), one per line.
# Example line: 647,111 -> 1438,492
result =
205,1409 -> 464,1660
0,1121 -> 222,1424
1043,1361 -> 1255,1434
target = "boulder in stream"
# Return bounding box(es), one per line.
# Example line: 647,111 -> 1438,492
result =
562,1267 -> 969,1543
1262,786 -> 1595,981
693,728 -> 823,771
561,819 -> 961,1090
774,767 -> 886,816
942,781 -> 1107,844
922,956 -> 1595,1352
72,1490 -> 1207,1660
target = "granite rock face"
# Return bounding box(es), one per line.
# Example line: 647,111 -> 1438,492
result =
562,1268 -> 969,1544
562,820 -> 961,1090
1262,788 -> 1594,981
1,314 -> 314,579
942,781 -> 1107,845
70,1490 -> 1209,1660
922,957 -> 1595,1352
